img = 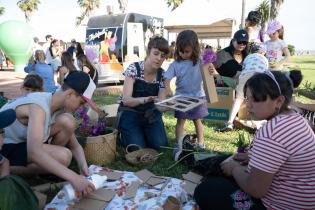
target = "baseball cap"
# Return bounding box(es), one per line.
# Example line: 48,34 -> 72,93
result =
266,20 -> 282,35
0,109 -> 16,129
71,39 -> 76,43
64,71 -> 97,110
233,29 -> 249,42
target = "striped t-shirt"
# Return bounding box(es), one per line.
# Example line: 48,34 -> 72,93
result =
249,112 -> 315,209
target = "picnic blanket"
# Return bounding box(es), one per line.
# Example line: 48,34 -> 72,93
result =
45,165 -> 197,210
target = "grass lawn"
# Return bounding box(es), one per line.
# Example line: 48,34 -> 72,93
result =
287,55 -> 315,86
27,55 -> 315,203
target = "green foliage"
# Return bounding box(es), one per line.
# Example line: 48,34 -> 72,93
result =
233,131 -> 250,148
16,0 -> 40,22
256,0 -> 270,30
301,80 -> 315,91
0,6 -> 4,15
76,0 -> 100,26
287,44 -> 295,56
165,0 -> 184,11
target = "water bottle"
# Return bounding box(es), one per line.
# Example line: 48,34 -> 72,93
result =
61,174 -> 107,201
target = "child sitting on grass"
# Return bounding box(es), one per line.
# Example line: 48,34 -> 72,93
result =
20,73 -> 43,95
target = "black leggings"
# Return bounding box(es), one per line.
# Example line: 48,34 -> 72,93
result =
194,177 -> 266,210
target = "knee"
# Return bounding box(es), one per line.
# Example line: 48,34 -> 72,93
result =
59,147 -> 72,166
56,114 -> 76,132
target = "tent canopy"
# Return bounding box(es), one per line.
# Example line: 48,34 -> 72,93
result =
164,0 -> 241,39
165,19 -> 235,39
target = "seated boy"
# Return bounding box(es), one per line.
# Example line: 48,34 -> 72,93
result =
0,71 -> 98,197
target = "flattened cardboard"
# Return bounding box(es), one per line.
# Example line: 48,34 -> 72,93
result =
124,181 -> 141,200
135,169 -> 155,183
182,171 -> 203,184
183,180 -> 198,196
34,191 -> 47,210
70,198 -> 107,210
87,188 -> 115,202
155,95 -> 206,112
200,64 -> 218,103
146,176 -> 168,186
146,176 -> 170,191
98,170 -> 122,181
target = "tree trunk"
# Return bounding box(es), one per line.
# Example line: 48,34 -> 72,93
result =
241,0 -> 246,29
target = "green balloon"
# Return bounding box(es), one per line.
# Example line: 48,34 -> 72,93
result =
0,20 -> 34,72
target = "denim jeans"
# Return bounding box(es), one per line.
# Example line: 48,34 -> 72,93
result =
119,110 -> 168,151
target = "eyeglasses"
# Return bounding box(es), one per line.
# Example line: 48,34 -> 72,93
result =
237,41 -> 248,45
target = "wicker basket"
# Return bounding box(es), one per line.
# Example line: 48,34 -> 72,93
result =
77,129 -> 118,166
125,144 -> 161,165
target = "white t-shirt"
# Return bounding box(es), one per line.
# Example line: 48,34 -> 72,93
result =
248,27 -> 263,43
265,39 -> 287,69
249,113 -> 315,209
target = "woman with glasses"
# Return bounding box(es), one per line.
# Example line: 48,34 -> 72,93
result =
209,29 -> 249,78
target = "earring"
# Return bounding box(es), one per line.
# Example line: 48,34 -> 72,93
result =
274,107 -> 280,115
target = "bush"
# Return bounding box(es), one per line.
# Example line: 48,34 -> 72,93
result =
288,44 -> 295,56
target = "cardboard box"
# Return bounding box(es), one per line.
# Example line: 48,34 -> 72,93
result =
34,191 -> 47,210
205,87 -> 235,122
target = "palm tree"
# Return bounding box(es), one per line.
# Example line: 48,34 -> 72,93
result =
240,0 -> 246,28
270,0 -> 284,20
165,0 -> 183,11
16,0 -> 40,22
256,0 -> 269,31
76,0 -> 100,26
0,6 -> 4,16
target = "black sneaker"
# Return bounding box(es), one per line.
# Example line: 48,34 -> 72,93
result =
174,134 -> 197,165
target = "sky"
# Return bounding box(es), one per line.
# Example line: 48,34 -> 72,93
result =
0,0 -> 314,50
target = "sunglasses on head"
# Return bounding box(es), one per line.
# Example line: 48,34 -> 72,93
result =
237,41 -> 248,45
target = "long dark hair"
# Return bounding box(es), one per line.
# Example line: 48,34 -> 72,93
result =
244,70 -> 303,112
49,39 -> 58,58
61,52 -> 76,72
174,30 -> 200,65
74,42 -> 84,57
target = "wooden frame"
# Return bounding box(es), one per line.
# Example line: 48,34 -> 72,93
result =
155,95 -> 206,112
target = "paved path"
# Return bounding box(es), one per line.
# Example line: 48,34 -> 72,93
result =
0,70 -> 26,99
0,69 -> 123,99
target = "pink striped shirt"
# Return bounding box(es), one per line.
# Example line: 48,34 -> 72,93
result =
249,112 -> 315,210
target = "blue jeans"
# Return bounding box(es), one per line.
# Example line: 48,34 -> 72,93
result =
119,110 -> 168,151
